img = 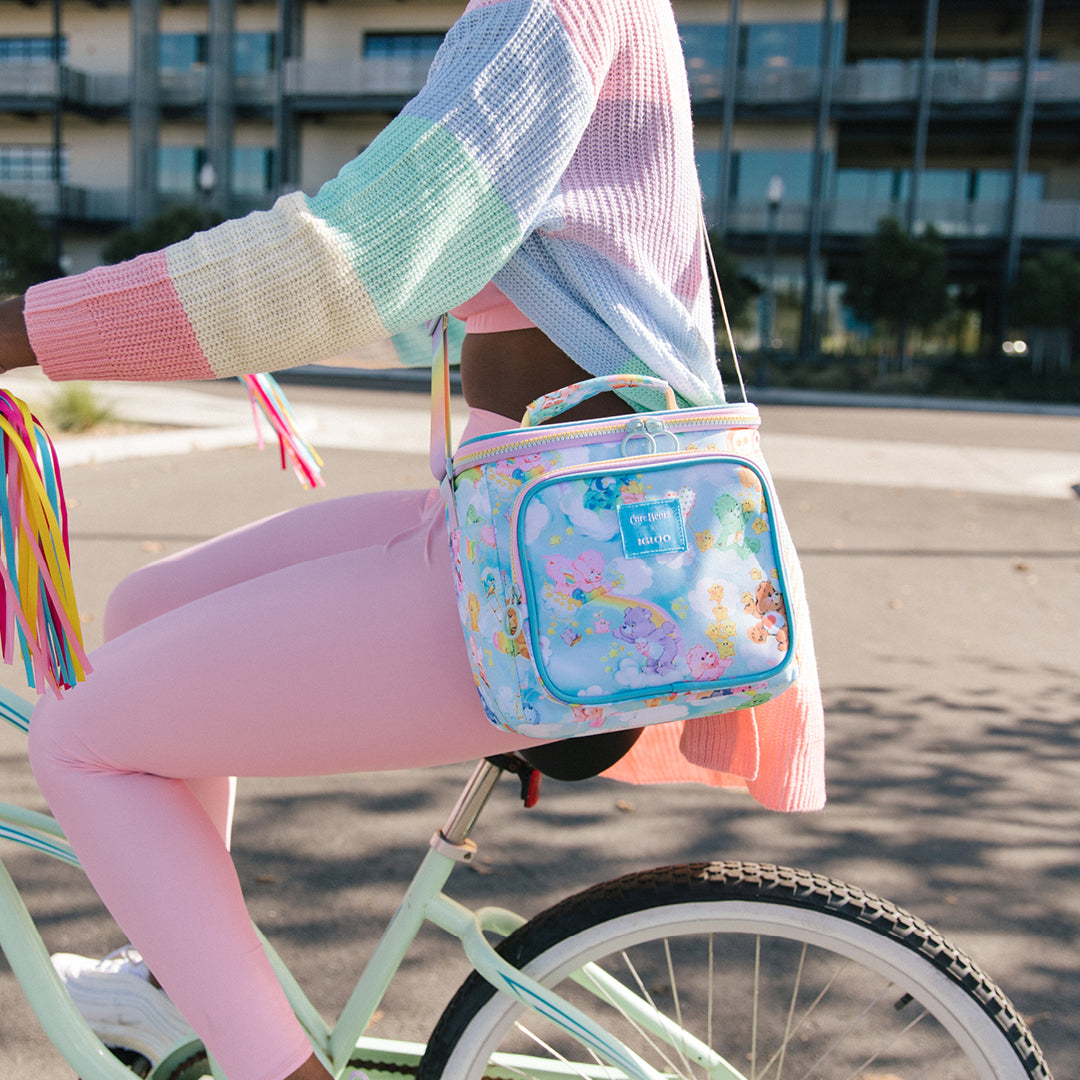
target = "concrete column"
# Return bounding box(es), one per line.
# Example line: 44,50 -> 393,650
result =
907,0 -> 939,233
206,0 -> 236,217
800,0 -> 836,361
274,0 -> 302,194
130,0 -> 161,223
715,0 -> 740,238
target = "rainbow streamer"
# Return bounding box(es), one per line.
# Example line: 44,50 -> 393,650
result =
239,374 -> 325,490
0,392 -> 90,697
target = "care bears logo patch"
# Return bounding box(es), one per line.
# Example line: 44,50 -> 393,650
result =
617,497 -> 688,559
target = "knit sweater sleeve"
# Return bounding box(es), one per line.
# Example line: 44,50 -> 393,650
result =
24,0 -> 613,382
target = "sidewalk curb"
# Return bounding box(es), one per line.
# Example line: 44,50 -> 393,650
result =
280,365 -> 1080,417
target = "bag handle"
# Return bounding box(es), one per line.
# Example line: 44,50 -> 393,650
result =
429,204 -> 745,480
520,373 -> 676,428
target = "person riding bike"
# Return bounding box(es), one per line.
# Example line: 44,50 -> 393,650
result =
0,0 -> 824,1076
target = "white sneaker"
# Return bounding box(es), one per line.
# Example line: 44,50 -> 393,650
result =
51,946 -> 195,1063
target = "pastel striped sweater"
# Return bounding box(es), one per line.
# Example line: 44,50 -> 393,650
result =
24,0 -> 724,408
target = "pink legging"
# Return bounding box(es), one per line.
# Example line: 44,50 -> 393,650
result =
28,409 -> 535,1080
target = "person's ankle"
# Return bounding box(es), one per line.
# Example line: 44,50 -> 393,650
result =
283,1053 -> 333,1080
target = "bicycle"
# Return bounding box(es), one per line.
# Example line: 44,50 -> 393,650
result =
0,682 -> 1054,1080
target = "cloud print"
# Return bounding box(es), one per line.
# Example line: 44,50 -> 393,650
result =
524,499 -> 552,544
557,489 -> 619,540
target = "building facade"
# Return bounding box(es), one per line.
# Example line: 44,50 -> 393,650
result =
2,0 -> 1078,359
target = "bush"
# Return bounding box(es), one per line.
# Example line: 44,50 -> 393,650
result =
48,383 -> 116,433
0,193 -> 59,295
102,203 -> 222,264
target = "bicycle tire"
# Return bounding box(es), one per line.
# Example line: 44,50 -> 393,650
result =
418,861 -> 1052,1080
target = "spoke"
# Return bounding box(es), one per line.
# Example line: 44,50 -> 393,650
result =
851,1006 -> 958,1080
909,1043 -> 962,1080
614,948 -> 699,1077
772,942 -> 807,1080
794,982 -> 898,1080
754,957 -> 852,1079
750,937 -> 761,1080
663,937 -> 700,1079
706,935 -> 715,1054
510,1019 -> 619,1079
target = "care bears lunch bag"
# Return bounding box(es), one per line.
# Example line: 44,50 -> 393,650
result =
430,322 -> 800,741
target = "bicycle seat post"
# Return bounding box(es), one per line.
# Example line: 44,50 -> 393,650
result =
437,758 -> 505,851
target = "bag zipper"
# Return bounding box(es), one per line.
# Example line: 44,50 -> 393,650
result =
451,405 -> 761,477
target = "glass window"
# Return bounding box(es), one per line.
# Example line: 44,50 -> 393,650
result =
158,146 -> 275,196
231,147 -> 274,195
972,170 -> 1010,202
740,22 -> 823,70
971,170 -> 1043,202
159,34 -> 208,71
362,32 -> 445,61
160,32 -> 275,73
0,36 -> 66,63
233,32 -> 275,75
158,146 -> 201,195
832,168 -> 910,203
919,169 -> 970,202
0,144 -> 66,180
1020,172 -> 1045,201
695,148 -> 722,203
680,24 -> 727,99
731,150 -> 814,203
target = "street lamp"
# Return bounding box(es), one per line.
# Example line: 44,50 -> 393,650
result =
762,174 -> 784,386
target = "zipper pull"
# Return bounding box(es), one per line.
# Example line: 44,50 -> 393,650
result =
620,416 -> 680,457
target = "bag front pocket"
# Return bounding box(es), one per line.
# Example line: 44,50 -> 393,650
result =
511,454 -> 797,708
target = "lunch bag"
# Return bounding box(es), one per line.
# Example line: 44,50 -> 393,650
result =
430,321 -> 802,741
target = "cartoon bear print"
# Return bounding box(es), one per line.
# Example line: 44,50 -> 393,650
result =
612,606 -> 681,674
686,643 -> 733,681
744,580 -> 789,652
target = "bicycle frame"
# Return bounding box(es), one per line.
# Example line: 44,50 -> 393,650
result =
0,684 -> 745,1080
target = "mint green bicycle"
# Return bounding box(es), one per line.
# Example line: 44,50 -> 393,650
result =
0,684 -> 1053,1080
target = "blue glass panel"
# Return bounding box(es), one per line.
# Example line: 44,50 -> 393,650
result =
362,32 -> 445,60
158,146 -> 200,195
742,22 -> 822,70
732,150 -> 813,202
158,34 -> 207,71
681,23 -> 727,99
231,147 -> 274,195
233,32 -> 275,75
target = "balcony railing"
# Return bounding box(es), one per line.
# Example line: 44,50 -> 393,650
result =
4,55 -> 1080,111
2,180 -> 128,221
5,175 -> 1080,240
0,62 -> 60,100
0,62 -> 275,110
282,56 -> 432,100
711,196 -> 1080,241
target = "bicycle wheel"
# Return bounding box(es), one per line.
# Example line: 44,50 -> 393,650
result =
418,862 -> 1051,1080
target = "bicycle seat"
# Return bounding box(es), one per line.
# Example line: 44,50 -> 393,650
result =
516,727 -> 643,781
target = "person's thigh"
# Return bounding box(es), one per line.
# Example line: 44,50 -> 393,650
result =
39,496 -> 526,780
104,487 -> 439,639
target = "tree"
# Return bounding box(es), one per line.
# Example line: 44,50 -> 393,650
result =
102,203 -> 222,264
706,232 -> 757,347
843,216 -> 949,368
0,193 -> 59,296
1009,248 -> 1080,373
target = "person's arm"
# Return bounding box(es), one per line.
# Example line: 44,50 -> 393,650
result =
0,296 -> 38,375
24,0 -> 611,386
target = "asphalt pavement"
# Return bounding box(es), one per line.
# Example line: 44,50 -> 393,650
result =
0,370 -> 1078,1077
